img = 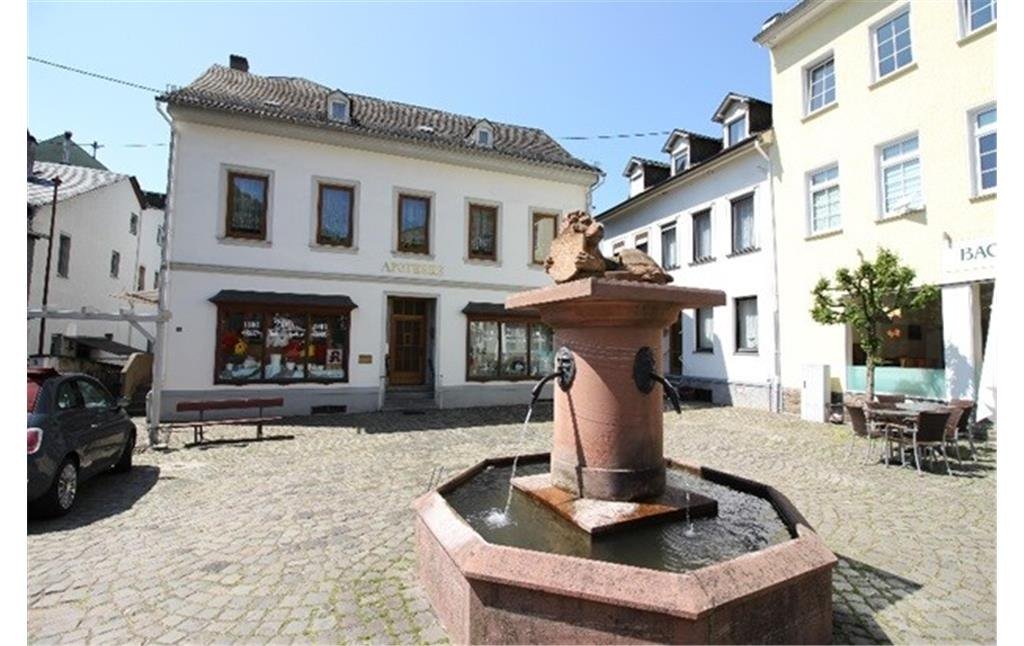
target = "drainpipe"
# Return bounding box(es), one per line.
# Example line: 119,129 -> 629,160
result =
586,169 -> 606,213
149,100 -> 177,447
754,132 -> 783,413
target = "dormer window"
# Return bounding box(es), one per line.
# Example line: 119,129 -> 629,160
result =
327,90 -> 351,124
713,93 -> 767,149
726,116 -> 747,146
672,149 -> 689,174
469,119 -> 495,148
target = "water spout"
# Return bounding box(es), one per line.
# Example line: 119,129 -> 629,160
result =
650,372 -> 682,415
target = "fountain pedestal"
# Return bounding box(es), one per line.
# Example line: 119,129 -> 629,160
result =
506,278 -> 724,531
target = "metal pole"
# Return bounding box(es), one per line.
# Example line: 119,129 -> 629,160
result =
149,101 -> 176,447
36,178 -> 61,356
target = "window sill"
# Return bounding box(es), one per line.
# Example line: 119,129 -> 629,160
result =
527,262 -> 547,271
214,379 -> 350,386
969,191 -> 996,204
693,348 -> 714,354
869,62 -> 918,91
218,236 -> 272,248
465,257 -> 501,267
392,250 -> 434,260
805,228 -> 843,241
958,21 -> 996,47
877,205 -> 926,223
727,247 -> 760,258
689,256 -> 716,267
801,101 -> 839,123
310,243 -> 358,254
734,349 -> 759,356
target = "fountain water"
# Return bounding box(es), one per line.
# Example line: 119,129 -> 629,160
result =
414,211 -> 836,644
482,403 -> 533,528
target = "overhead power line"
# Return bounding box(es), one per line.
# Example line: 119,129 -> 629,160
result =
28,55 -> 672,143
28,56 -> 163,94
560,130 -> 673,141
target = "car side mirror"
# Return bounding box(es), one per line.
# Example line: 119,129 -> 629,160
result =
115,396 -> 131,410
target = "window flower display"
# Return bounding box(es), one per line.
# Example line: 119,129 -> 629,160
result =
214,305 -> 350,384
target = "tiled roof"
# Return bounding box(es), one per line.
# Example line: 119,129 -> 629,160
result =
27,161 -> 136,207
596,135 -> 767,222
160,65 -> 600,174
34,136 -> 109,170
633,157 -> 670,169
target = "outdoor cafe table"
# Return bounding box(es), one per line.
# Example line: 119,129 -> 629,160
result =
868,401 -> 950,423
868,401 -> 951,465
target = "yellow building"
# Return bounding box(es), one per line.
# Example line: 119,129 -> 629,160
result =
756,0 -> 997,413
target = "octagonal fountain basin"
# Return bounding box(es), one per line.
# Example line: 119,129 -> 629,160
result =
414,454 -> 836,645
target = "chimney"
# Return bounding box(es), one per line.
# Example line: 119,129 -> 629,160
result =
27,131 -> 37,177
62,131 -> 73,164
229,54 -> 249,73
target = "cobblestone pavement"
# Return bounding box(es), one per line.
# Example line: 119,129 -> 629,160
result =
27,405 -> 995,644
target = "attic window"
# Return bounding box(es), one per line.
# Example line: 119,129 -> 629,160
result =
328,97 -> 350,123
726,115 -> 748,147
672,149 -> 689,174
476,128 -> 492,147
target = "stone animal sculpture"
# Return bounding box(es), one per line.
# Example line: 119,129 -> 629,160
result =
607,248 -> 674,285
543,211 -> 609,283
544,210 -> 673,284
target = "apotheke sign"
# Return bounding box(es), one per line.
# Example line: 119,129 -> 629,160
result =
942,236 -> 996,283
382,261 -> 443,277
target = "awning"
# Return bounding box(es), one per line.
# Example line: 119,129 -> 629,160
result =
462,302 -> 540,320
70,336 -> 145,357
209,290 -> 357,310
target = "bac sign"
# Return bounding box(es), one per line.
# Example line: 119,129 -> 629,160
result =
942,237 -> 996,283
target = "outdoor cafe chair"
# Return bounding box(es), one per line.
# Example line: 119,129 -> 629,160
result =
941,406 -> 966,466
865,401 -> 905,466
949,399 -> 979,461
908,410 -> 954,476
846,403 -> 887,464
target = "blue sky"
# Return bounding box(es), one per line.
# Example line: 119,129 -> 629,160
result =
28,1 -> 788,212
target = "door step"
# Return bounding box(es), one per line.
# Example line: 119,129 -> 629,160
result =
383,389 -> 438,411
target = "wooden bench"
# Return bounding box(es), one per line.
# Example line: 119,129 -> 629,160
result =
166,397 -> 291,447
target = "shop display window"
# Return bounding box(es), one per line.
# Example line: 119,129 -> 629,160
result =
215,305 -> 350,384
467,317 -> 553,381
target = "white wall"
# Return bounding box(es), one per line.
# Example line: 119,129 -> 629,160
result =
600,145 -> 777,397
27,180 -> 160,356
163,118 -> 591,402
139,207 -> 165,293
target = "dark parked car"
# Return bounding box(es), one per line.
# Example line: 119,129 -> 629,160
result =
28,369 -> 136,517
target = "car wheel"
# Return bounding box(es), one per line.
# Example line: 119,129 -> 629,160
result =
113,431 -> 135,473
31,457 -> 78,518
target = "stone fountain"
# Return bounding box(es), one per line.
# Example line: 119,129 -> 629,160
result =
414,212 -> 836,644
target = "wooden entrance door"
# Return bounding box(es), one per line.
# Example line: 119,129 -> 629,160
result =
389,298 -> 428,385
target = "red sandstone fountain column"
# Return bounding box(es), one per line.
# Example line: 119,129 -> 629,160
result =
507,278 -> 724,502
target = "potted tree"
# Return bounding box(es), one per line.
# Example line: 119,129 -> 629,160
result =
811,248 -> 938,402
